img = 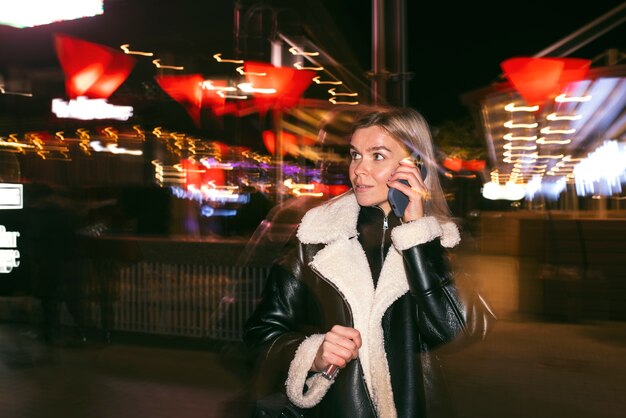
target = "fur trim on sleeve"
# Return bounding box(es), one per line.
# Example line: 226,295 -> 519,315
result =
391,216 -> 460,250
285,334 -> 334,409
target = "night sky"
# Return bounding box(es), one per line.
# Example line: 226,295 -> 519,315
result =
320,0 -> 626,124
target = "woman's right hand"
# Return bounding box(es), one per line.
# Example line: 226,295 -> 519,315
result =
311,325 -> 362,372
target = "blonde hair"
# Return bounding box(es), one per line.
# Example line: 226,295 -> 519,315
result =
351,107 -> 452,221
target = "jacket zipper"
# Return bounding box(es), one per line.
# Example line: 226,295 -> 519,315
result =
373,206 -> 388,270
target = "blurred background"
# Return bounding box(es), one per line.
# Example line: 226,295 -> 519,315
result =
0,1 -> 624,417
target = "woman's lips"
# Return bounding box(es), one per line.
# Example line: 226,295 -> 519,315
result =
354,184 -> 372,192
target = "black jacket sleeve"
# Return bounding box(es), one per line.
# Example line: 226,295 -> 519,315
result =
402,238 -> 496,349
243,245 -> 312,396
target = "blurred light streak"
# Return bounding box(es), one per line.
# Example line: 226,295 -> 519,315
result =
503,121 -> 538,128
328,88 -> 358,97
236,66 -> 266,76
212,53 -> 244,64
217,91 -> 247,99
329,97 -> 358,105
89,141 -> 142,156
237,82 -> 276,94
120,44 -> 153,56
170,186 -> 249,205
555,93 -> 592,102
0,85 -> 32,97
503,143 -> 537,150
536,137 -> 571,145
294,62 -> 323,71
546,113 -> 583,121
540,127 -> 576,135
152,59 -> 184,70
536,154 -> 565,159
0,140 -> 34,150
503,151 -> 538,158
313,76 -> 342,85
288,47 -> 319,56
284,179 -> 324,197
503,134 -> 537,141
201,81 -> 236,92
504,103 -> 539,112
201,206 -> 237,217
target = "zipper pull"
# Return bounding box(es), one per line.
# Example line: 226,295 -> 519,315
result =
383,216 -> 388,230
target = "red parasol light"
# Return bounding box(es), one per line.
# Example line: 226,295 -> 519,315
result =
180,158 -> 225,188
262,130 -> 299,156
54,34 -> 136,99
554,58 -> 591,88
155,74 -> 204,126
243,62 -> 315,114
500,57 -> 591,105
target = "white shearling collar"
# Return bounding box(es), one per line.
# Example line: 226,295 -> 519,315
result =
297,192 -> 460,249
296,192 -> 360,244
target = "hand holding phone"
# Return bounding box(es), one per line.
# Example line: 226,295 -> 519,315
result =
388,152 -> 427,218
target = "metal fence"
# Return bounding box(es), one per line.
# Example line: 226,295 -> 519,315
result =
77,261 -> 270,341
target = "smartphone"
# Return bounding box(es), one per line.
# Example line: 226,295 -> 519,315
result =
388,152 -> 427,218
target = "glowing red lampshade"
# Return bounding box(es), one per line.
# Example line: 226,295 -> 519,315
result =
181,158 -> 205,188
501,58 -> 563,105
180,159 -> 226,188
54,34 -> 136,99
262,130 -> 299,156
155,75 -> 204,126
244,62 -> 314,114
555,58 -> 591,88
501,57 -> 591,105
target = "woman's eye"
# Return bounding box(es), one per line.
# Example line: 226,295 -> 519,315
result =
350,151 -> 361,160
373,153 -> 384,161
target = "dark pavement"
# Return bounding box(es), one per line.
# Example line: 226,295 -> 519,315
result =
1,318 -> 625,418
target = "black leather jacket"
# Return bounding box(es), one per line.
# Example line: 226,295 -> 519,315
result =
244,194 -> 494,418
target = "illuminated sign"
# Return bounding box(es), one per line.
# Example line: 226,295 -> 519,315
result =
0,0 -> 104,28
0,184 -> 23,209
52,97 -> 133,121
0,226 -> 20,273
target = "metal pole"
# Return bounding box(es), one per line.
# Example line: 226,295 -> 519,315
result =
372,0 -> 386,105
233,0 -> 243,59
393,0 -> 408,107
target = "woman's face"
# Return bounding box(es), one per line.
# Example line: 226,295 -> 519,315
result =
349,125 -> 410,213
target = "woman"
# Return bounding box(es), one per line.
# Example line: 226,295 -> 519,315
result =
244,107 -> 495,418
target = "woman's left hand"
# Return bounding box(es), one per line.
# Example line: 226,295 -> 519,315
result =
387,159 -> 429,222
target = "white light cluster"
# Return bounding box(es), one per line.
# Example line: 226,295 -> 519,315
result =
525,175 -> 568,201
482,181 -> 526,201
574,140 -> 626,196
52,97 -> 133,121
0,225 -> 20,274
0,0 -> 103,28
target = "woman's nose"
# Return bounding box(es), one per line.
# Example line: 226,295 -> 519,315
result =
352,160 -> 367,175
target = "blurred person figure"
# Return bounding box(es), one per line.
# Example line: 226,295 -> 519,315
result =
244,107 -> 495,418
28,185 -> 87,344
